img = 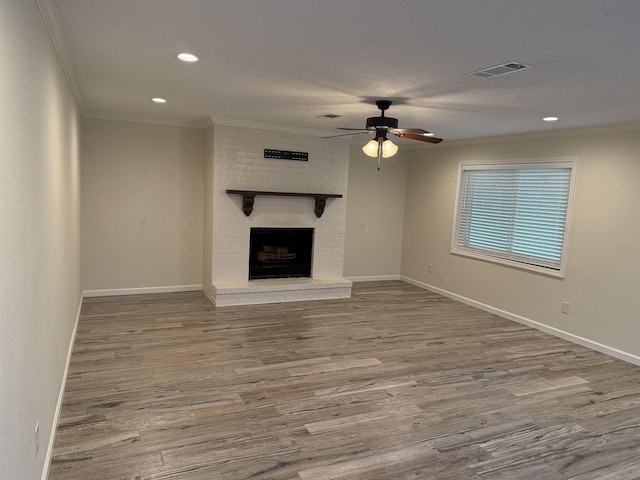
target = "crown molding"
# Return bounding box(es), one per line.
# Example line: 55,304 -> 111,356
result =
200,117 -> 214,129
35,0 -> 85,112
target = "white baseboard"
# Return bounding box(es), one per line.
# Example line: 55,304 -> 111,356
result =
41,293 -> 82,480
346,275 -> 401,282
83,284 -> 202,297
400,276 -> 640,367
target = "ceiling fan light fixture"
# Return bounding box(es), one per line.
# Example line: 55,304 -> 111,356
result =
362,139 -> 380,157
381,139 -> 398,158
362,137 -> 398,159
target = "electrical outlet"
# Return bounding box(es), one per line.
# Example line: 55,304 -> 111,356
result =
138,217 -> 148,228
34,422 -> 39,457
561,301 -> 570,315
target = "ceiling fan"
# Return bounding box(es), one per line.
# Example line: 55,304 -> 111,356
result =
323,100 -> 443,169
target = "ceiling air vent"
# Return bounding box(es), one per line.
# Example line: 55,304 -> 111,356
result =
469,62 -> 530,78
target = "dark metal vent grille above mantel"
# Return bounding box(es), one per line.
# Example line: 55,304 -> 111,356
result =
226,190 -> 342,217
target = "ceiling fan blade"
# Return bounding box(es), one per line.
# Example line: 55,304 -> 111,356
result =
393,128 -> 431,135
322,131 -> 374,139
337,127 -> 372,131
393,131 -> 443,144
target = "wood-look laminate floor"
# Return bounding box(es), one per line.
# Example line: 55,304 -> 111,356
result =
49,281 -> 640,480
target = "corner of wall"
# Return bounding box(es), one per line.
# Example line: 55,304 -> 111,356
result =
202,125 -> 215,298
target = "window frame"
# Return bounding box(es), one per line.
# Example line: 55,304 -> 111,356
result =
451,157 -> 578,278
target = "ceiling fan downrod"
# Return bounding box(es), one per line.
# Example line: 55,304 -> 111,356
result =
376,99 -> 392,113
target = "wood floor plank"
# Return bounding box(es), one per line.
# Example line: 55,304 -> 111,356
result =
297,443 -> 439,480
49,282 -> 640,479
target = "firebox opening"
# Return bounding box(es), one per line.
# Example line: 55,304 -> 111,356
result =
249,228 -> 314,280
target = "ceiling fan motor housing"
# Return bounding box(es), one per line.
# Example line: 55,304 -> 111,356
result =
366,116 -> 398,129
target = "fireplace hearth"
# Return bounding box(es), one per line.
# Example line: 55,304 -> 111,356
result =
249,228 -> 313,280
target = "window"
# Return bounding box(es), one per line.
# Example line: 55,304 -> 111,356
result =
451,159 -> 576,277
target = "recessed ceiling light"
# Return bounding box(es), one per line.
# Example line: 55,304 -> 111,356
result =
151,97 -> 167,103
543,116 -> 559,122
177,53 -> 199,62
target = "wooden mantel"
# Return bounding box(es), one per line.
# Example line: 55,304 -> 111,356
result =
226,190 -> 342,218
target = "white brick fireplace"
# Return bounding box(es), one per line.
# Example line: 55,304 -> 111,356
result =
202,120 -> 352,306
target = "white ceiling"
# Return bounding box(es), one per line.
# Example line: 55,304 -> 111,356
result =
48,0 -> 640,141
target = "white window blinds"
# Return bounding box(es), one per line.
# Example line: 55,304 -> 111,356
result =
452,160 -> 576,276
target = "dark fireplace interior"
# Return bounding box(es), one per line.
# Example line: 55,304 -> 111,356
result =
249,228 -> 313,280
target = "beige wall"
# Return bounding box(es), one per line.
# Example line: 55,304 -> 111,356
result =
344,146 -> 408,278
82,118 -> 204,291
402,130 -> 640,359
0,1 -> 82,478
